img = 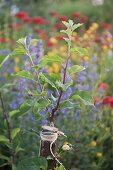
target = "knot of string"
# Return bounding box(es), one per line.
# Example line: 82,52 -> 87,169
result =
40,125 -> 66,169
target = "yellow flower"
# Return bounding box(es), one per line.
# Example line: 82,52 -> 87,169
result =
92,23 -> 99,29
52,63 -> 60,73
83,55 -> 89,61
14,57 -> 20,63
90,140 -> 97,147
102,45 -> 108,51
13,66 -> 20,73
50,37 -> 58,44
47,67 -> 54,73
63,141 -> 69,145
96,152 -> 103,158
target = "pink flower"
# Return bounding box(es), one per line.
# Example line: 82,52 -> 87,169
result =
97,83 -> 109,89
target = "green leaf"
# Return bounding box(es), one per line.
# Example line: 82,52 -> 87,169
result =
0,154 -> 10,162
16,38 -> 25,45
9,110 -> 20,117
71,47 -> 88,56
71,91 -> 93,105
33,98 -> 51,113
32,55 -> 62,69
12,70 -> 33,79
11,128 -> 20,140
56,80 -> 73,91
38,73 -> 57,89
0,55 -> 10,68
62,21 -> 70,27
19,102 -> 31,115
68,65 -> 85,74
12,47 -> 26,56
17,156 -> 47,170
15,145 -> 24,154
72,23 -> 83,31
55,165 -> 65,170
59,100 -> 74,109
0,135 -> 9,143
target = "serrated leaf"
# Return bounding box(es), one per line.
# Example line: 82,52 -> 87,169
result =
0,135 -> 9,143
71,47 -> 88,56
12,70 -> 33,79
32,55 -> 62,69
68,65 -> 85,74
11,128 -> 20,140
38,73 -> 57,89
71,90 -> 93,105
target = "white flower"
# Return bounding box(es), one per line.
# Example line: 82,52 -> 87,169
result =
62,144 -> 71,151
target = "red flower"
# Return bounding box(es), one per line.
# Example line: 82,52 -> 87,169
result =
95,36 -> 101,43
49,10 -> 58,17
71,12 -> 80,18
15,11 -> 28,19
32,16 -> 47,24
97,82 -> 109,89
101,23 -> 111,29
53,23 -> 62,29
55,34 -> 67,40
102,96 -> 112,105
0,36 -> 6,43
58,15 -> 67,21
79,15 -> 88,23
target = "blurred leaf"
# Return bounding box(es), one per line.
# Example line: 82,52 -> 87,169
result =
11,128 -> 20,140
0,135 -> 9,143
56,80 -> 73,91
12,47 -> 26,56
32,55 -> 62,69
71,47 -> 88,56
68,65 -> 85,74
72,23 -> 83,31
71,90 -> 93,105
15,145 -> 24,155
9,110 -> 20,117
12,70 -> 32,79
0,54 -> 10,68
19,102 -> 31,115
55,165 -> 65,170
0,154 -> 10,162
59,100 -> 74,109
16,38 -> 25,45
17,156 -> 47,170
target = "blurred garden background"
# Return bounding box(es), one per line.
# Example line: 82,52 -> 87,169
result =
0,0 -> 113,170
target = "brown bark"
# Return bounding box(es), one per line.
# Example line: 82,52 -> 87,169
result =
40,140 -> 56,170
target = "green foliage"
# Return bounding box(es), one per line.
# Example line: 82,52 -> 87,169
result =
17,156 -> 47,170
